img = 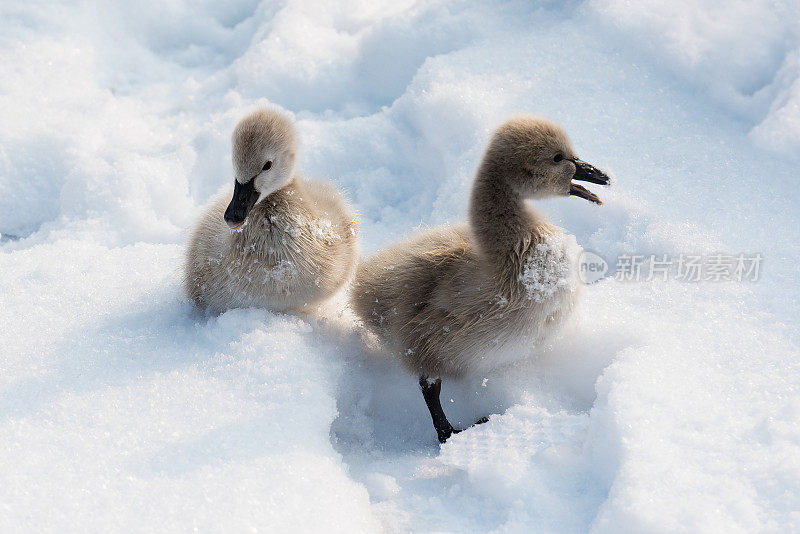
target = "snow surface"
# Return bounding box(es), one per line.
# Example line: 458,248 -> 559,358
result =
1,0 -> 799,532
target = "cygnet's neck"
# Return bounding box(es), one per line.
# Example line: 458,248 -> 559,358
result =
238,176 -> 299,236
468,159 -> 551,276
255,169 -> 296,205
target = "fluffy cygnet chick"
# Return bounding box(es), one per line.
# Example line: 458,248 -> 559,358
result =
351,116 -> 610,442
185,109 -> 358,314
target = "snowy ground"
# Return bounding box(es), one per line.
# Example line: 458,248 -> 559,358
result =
1,0 -> 799,532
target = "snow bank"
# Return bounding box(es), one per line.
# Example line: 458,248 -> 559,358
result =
0,39 -> 196,244
588,0 -> 800,157
1,0 -> 799,531
437,281 -> 800,532
0,241 -> 378,532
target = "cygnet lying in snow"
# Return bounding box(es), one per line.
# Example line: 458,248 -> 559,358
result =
185,109 -> 358,314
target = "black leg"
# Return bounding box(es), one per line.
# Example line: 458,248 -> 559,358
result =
419,376 -> 492,443
419,376 -> 457,443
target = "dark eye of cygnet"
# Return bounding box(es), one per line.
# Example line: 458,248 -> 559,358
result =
262,160 -> 272,171
553,154 -> 564,163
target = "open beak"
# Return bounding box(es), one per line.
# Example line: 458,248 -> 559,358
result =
569,158 -> 610,205
224,177 -> 260,229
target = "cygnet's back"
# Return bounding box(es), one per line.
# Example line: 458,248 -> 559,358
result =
352,219 -> 580,378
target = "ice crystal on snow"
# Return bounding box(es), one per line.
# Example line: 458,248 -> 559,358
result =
518,234 -> 580,302
308,217 -> 342,244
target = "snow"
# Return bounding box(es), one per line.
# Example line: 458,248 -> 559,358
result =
1,0 -> 799,532
519,234 -> 581,302
309,217 -> 343,244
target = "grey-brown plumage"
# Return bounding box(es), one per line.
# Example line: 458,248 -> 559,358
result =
350,116 -> 610,442
185,109 -> 358,314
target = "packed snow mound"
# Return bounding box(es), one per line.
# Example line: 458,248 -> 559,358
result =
1,0 -> 799,532
0,242 -> 378,532
589,0 -> 800,156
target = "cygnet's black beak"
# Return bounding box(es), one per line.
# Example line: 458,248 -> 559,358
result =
569,158 -> 610,205
224,177 -> 260,229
